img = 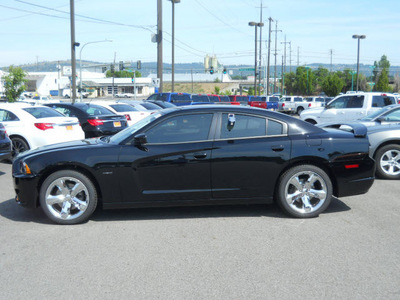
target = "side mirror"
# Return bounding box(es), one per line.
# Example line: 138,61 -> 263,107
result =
134,133 -> 148,146
227,113 -> 235,131
376,116 -> 386,123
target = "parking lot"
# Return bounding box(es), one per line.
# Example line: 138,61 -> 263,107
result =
1,161 -> 400,299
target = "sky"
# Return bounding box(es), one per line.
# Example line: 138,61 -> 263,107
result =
1,0 -> 400,70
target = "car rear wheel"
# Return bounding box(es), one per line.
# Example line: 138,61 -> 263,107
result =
297,107 -> 304,115
39,170 -> 98,225
375,145 -> 400,180
277,165 -> 332,218
11,136 -> 30,157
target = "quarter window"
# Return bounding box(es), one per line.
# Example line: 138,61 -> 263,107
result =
372,95 -> 396,107
146,113 -> 213,143
0,109 -> 19,121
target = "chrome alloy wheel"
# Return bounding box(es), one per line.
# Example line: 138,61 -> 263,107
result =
44,177 -> 90,221
379,149 -> 400,177
284,171 -> 327,214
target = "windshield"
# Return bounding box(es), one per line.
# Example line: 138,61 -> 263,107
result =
360,106 -> 390,121
109,112 -> 163,144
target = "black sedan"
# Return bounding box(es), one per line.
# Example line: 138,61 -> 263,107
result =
13,105 -> 375,224
44,103 -> 128,138
0,123 -> 12,161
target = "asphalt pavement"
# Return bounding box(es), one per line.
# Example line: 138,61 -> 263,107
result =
1,161 -> 400,299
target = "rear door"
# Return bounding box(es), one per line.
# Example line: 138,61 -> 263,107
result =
211,112 -> 290,199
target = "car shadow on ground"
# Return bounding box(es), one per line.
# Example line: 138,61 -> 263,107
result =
0,197 -> 350,224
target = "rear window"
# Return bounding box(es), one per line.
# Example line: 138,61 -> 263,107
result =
372,95 -> 396,107
294,97 -> 303,102
23,107 -> 65,119
209,95 -> 220,102
140,102 -> 160,110
268,97 -> 279,102
110,104 -> 139,112
171,94 -> 191,102
192,95 -> 210,102
220,96 -> 230,102
84,105 -> 114,116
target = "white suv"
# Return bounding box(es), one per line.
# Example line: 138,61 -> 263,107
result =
300,92 -> 397,124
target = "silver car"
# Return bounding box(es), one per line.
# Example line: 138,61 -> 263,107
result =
319,122 -> 400,180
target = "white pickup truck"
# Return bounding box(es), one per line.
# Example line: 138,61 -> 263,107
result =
278,96 -> 307,114
300,92 -> 397,124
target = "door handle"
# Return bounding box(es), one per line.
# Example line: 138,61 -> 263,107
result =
194,152 -> 207,159
272,145 -> 284,152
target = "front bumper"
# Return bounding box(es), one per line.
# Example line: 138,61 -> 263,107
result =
13,174 -> 40,208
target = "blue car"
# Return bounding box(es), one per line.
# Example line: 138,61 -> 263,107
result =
147,93 -> 196,106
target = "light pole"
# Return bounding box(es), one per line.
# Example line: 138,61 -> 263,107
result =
352,34 -> 366,92
169,0 -> 180,93
79,39 -> 112,102
249,21 -> 264,95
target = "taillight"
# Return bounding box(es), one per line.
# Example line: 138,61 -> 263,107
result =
308,103 -> 311,107
282,103 -> 285,107
34,123 -> 54,130
125,114 -> 131,121
88,119 -> 104,126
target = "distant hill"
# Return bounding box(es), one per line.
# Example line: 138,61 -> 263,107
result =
2,60 -> 400,77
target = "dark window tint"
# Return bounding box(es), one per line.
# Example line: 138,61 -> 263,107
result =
0,109 -> 19,121
372,95 -> 396,107
84,105 -> 114,115
347,96 -> 364,108
23,107 -> 65,118
110,104 -> 139,112
294,97 -> 303,102
209,95 -> 220,102
220,96 -> 230,102
192,95 -> 210,102
146,114 -> 213,143
53,107 -> 77,117
268,97 -> 279,102
140,102 -> 160,110
221,113 -> 266,139
147,94 -> 159,100
170,94 -> 191,102
267,120 -> 283,135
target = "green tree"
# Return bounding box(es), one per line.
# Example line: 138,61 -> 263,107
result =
283,72 -> 296,95
214,86 -> 221,94
106,70 -> 141,78
375,68 -> 390,92
322,73 -> 344,97
4,66 -> 27,102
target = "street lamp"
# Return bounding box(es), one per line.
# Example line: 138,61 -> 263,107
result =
352,34 -> 366,92
169,0 -> 180,93
249,21 -> 264,95
79,39 -> 112,102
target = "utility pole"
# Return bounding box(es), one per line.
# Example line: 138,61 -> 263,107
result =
258,0 -> 266,96
330,49 -> 333,72
70,0 -> 79,103
281,55 -> 284,95
281,36 -> 290,74
157,0 -> 163,93
266,17 -> 273,96
273,20 -> 281,94
289,41 -> 292,73
297,47 -> 300,66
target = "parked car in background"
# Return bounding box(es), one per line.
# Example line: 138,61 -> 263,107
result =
44,102 -> 128,138
300,92 -> 397,124
320,122 -> 400,180
0,122 -> 12,161
356,104 -> 400,126
146,100 -> 176,109
218,95 -> 231,104
0,103 -> 84,156
147,92 -> 192,106
207,95 -> 221,103
278,96 -> 305,114
20,96 -> 60,105
304,96 -> 326,108
228,95 -> 249,105
190,94 -> 213,105
91,101 -> 151,126
248,96 -> 279,111
115,93 -> 135,98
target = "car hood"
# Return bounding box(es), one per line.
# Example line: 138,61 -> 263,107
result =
16,138 -> 100,159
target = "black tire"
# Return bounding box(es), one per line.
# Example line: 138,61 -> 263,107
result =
39,170 -> 98,225
11,136 -> 30,158
297,107 -> 304,115
374,144 -> 400,180
277,165 -> 332,218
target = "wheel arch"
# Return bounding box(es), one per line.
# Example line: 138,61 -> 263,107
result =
303,118 -> 317,125
9,134 -> 31,148
36,164 -> 103,208
372,140 -> 400,159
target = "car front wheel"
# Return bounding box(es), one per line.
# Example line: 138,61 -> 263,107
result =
277,165 -> 332,218
375,144 -> 400,180
39,170 -> 98,225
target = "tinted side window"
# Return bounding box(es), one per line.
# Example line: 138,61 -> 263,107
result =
267,120 -> 283,136
372,96 -> 396,107
221,113 -> 266,139
0,109 -> 19,121
327,96 -> 349,109
346,96 -> 364,108
294,97 -> 303,102
146,114 -> 213,143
